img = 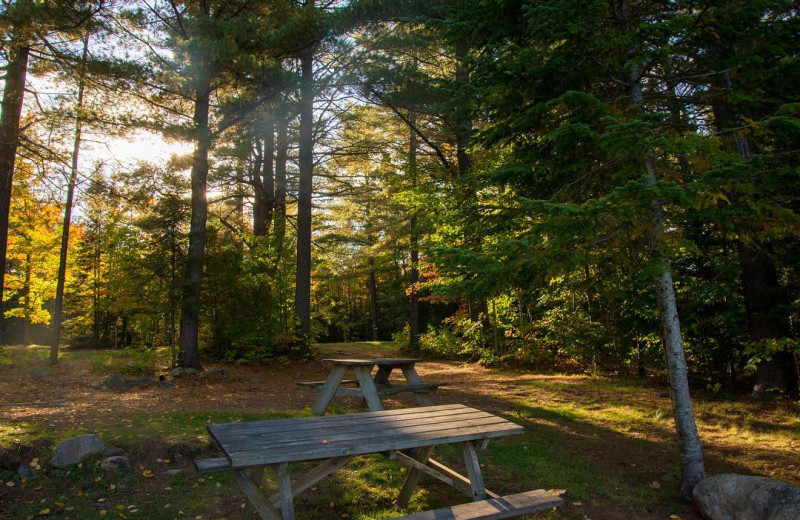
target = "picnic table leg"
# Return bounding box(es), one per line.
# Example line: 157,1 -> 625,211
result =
311,364 -> 348,415
275,463 -> 295,520
400,366 -> 436,406
395,445 -> 435,507
244,466 -> 265,520
374,366 -> 393,386
353,366 -> 385,411
461,440 -> 487,501
234,470 -> 282,520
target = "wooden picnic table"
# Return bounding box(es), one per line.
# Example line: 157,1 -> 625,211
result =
299,358 -> 444,415
196,404 -> 562,520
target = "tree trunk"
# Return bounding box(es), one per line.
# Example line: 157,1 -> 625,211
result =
629,60 -> 705,498
261,117 -> 275,237
178,66 -> 212,370
251,137 -> 265,235
0,43 -> 30,344
295,53 -> 314,340
368,258 -> 380,341
23,251 -> 32,346
408,109 -> 420,349
51,32 -> 89,363
270,108 -> 288,271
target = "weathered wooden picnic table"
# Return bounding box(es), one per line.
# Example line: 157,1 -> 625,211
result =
195,404 -> 563,520
297,358 -> 445,415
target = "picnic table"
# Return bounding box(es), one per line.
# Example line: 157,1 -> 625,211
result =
196,404 -> 562,520
297,358 -> 445,415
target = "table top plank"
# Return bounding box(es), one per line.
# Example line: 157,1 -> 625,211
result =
208,405 -> 523,468
322,358 -> 421,366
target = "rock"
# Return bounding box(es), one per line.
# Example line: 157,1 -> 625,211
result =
171,367 -> 185,377
693,474 -> 800,520
27,367 -> 50,380
129,377 -> 155,387
18,465 -> 34,478
158,380 -> 174,389
184,367 -> 198,375
205,367 -> 226,375
102,374 -> 129,390
249,377 -> 264,384
51,434 -> 106,468
89,380 -> 103,389
100,456 -> 131,473
103,446 -> 124,457
164,468 -> 183,476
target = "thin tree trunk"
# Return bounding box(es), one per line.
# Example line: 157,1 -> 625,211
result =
408,108 -> 420,349
0,43 -> 30,344
23,251 -> 32,346
295,53 -> 314,340
51,32 -> 89,363
251,137 -> 265,235
629,60 -> 704,498
271,108 -> 288,271
178,66 -> 212,370
261,117 -> 275,238
368,258 -> 380,341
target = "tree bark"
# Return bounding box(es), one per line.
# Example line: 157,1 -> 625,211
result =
270,108 -> 288,274
368,258 -> 380,341
253,117 -> 275,237
51,32 -> 89,363
295,53 -> 314,340
0,43 -> 30,344
408,108 -> 420,349
629,60 -> 705,498
178,66 -> 212,369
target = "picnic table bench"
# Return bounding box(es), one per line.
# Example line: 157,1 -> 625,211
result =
297,358 -> 445,415
196,404 -> 562,520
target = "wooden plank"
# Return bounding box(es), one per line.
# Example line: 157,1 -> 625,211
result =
216,410 -> 512,448
194,457 -> 231,474
227,422 -> 522,467
311,364 -> 348,416
378,383 -> 442,396
388,489 -> 563,520
267,456 -> 355,505
322,358 -> 420,366
353,365 -> 385,411
462,441 -> 487,500
234,469 -> 282,520
275,463 -> 294,520
426,458 -> 499,500
221,414 -> 515,454
295,379 -> 359,388
210,405 -> 486,440
401,366 -> 436,406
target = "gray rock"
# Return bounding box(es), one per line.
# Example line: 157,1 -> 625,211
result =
103,446 -> 124,457
100,455 -> 131,473
693,474 -> 800,520
158,379 -> 174,389
27,367 -> 50,380
171,367 -> 185,377
102,374 -> 129,390
129,377 -> 155,387
51,434 -> 106,468
184,367 -> 198,375
164,468 -> 183,476
205,367 -> 226,375
18,465 -> 34,478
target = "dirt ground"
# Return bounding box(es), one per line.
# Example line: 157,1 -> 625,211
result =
1,343 -> 768,519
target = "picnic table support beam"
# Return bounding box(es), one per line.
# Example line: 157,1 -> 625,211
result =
395,446 -> 435,507
234,469 -> 283,520
244,466 -> 266,520
311,365 -> 348,415
275,463 -> 295,520
461,440 -> 487,501
268,456 -> 355,505
400,366 -> 435,406
353,366 -> 385,411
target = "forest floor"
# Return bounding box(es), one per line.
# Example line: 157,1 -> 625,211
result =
1,342 -> 799,520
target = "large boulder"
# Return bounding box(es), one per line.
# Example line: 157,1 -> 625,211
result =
51,434 -> 106,468
693,474 -> 800,520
